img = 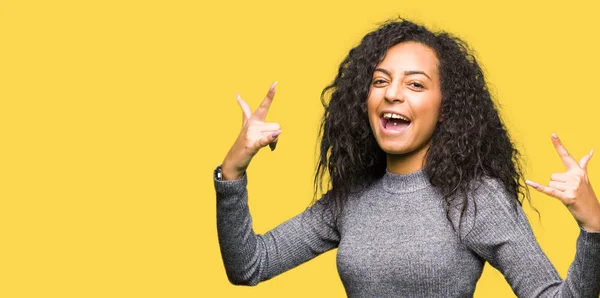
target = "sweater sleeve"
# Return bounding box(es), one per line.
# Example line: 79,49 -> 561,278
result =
459,179 -> 600,298
213,166 -> 340,286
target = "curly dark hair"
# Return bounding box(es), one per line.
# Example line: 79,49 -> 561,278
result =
314,17 -> 533,237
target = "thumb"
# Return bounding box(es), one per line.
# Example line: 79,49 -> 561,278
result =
236,93 -> 252,126
579,148 -> 594,171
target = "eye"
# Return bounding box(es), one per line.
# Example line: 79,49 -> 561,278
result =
372,79 -> 387,86
408,82 -> 424,90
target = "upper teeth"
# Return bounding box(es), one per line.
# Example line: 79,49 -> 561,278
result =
383,113 -> 409,121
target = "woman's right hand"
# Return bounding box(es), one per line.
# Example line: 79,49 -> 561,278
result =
220,82 -> 282,180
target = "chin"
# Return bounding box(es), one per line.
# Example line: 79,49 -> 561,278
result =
377,138 -> 431,158
378,144 -> 413,155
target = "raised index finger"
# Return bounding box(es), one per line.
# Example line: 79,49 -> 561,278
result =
551,133 -> 579,170
253,81 -> 278,121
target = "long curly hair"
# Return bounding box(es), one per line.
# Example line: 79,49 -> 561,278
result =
314,17 -> 533,236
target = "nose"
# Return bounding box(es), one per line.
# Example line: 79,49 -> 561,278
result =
384,81 -> 404,103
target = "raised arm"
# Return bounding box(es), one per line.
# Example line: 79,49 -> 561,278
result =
214,83 -> 339,286
460,134 -> 600,297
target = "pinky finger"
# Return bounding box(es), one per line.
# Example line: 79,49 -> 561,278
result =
526,180 -> 565,201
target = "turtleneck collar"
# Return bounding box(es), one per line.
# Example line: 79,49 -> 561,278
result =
382,168 -> 432,194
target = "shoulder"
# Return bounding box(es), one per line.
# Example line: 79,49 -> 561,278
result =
449,177 -> 516,213
468,177 -> 520,212
458,179 -> 540,265
450,177 -> 525,237
309,191 -> 341,227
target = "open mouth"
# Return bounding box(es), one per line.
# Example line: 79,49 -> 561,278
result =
381,112 -> 411,131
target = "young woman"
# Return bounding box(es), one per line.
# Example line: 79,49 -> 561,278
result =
213,18 -> 600,297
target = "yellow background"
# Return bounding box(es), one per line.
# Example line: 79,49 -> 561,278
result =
1,0 -> 599,297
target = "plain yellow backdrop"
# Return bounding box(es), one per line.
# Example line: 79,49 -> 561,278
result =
1,0 -> 599,297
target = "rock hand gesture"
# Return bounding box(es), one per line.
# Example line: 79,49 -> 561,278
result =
220,82 -> 282,181
526,133 -> 600,232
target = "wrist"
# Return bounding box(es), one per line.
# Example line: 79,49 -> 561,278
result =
581,221 -> 600,233
580,213 -> 600,232
220,162 -> 245,181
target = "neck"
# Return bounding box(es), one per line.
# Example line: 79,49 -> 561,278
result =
386,144 -> 429,174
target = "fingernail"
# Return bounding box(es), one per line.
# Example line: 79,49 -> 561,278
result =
236,93 -> 242,101
591,148 -> 595,156
551,132 -> 558,139
271,130 -> 282,138
525,180 -> 539,188
269,81 -> 278,92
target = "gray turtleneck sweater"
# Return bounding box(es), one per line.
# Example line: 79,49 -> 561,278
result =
214,167 -> 600,297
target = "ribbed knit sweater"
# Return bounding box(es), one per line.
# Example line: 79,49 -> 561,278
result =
214,167 -> 600,297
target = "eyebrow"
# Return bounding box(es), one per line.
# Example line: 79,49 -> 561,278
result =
374,68 -> 432,81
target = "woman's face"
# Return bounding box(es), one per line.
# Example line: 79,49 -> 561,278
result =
367,42 -> 442,163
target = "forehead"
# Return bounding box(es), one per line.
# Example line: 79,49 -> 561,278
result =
376,42 -> 439,76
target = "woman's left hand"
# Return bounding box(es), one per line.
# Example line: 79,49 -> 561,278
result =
526,133 -> 600,232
